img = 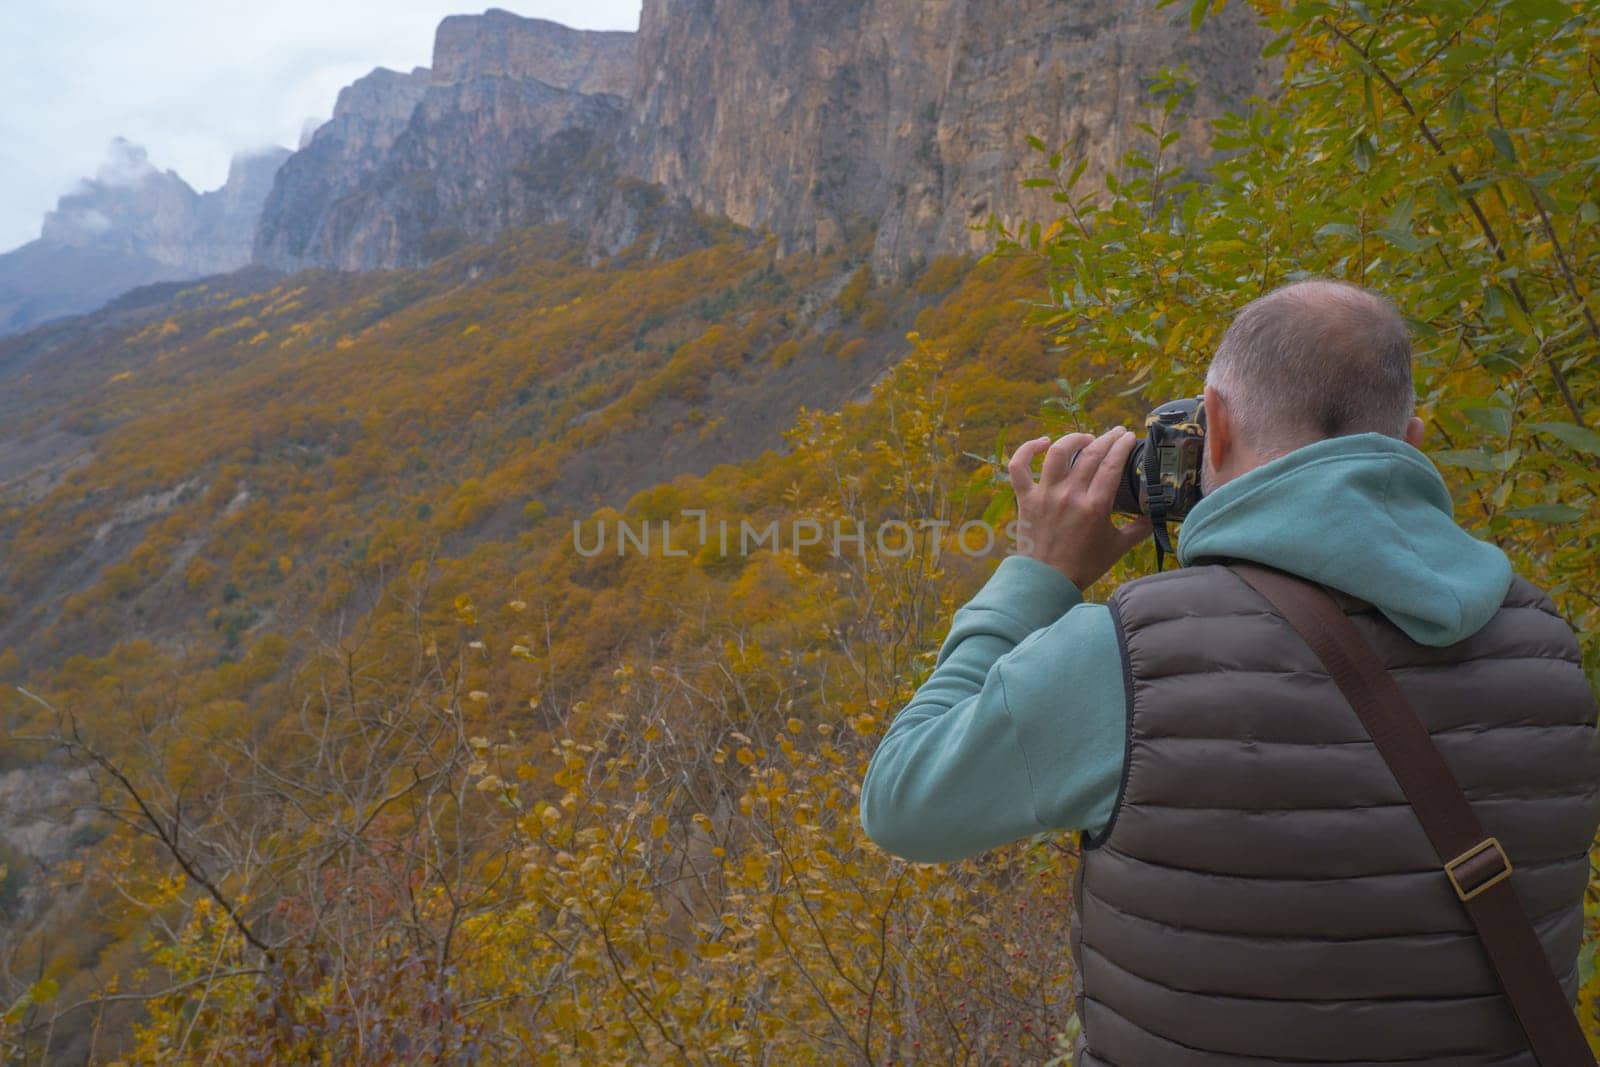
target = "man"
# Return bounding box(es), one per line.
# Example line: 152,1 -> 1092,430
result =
859,279 -> 1600,1063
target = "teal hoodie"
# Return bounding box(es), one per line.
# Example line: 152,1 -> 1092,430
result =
858,433 -> 1513,862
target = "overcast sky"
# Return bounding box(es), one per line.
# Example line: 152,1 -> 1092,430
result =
0,1 -> 643,253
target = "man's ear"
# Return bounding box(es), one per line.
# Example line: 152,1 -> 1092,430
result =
1203,384 -> 1231,472
1403,415 -> 1425,449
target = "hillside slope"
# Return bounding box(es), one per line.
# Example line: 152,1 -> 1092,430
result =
0,195 -> 1092,1059
0,212 -> 988,674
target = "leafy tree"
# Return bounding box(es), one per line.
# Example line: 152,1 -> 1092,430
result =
998,0 -> 1600,1040
1004,0 -> 1598,665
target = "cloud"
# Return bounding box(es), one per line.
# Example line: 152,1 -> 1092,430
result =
93,138 -> 159,187
58,207 -> 114,236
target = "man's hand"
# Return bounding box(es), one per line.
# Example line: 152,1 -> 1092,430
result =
1007,427 -> 1153,590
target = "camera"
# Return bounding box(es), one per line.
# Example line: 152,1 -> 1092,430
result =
1110,396 -> 1206,522
1070,395 -> 1205,567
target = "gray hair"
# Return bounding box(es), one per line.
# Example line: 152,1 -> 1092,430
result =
1205,279 -> 1415,456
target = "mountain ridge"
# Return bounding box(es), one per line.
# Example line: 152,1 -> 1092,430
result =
0,140 -> 290,335
3,4 -> 1273,333
256,2 -> 1275,275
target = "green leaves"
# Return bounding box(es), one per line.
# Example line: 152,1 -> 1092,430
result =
1505,503 -> 1585,523
1487,128 -> 1518,165
1529,421 -> 1600,455
1433,448 -> 1520,473
1459,402 -> 1513,439
1000,0 -> 1599,694
1351,132 -> 1378,172
1507,0 -> 1575,26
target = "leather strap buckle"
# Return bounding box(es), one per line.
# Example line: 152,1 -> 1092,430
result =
1445,837 -> 1513,902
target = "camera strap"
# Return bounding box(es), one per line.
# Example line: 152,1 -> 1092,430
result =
1143,434 -> 1174,570
1230,563 -> 1595,1066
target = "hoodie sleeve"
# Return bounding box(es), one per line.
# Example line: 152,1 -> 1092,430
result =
858,554 -> 1128,863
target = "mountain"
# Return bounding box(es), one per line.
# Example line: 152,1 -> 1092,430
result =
0,140 -> 290,335
254,15 -> 638,272
254,2 -> 1273,275
251,67 -> 434,270
1,3 -> 1272,332
267,72 -> 631,271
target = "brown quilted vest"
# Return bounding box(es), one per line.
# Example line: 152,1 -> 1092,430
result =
1071,563 -> 1600,1065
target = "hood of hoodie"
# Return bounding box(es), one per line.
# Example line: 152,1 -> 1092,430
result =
1176,432 -> 1512,647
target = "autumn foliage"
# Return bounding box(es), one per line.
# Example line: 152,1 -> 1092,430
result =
2,0 -> 1599,1062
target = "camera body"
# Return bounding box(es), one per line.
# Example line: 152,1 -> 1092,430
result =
1112,396 -> 1207,522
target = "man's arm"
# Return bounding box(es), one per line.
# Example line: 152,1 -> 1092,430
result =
858,554 -> 1128,862
860,426 -> 1148,863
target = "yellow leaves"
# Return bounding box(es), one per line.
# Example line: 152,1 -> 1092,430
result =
4,978 -> 59,1024
696,940 -> 730,960
37,222 -> 1132,1063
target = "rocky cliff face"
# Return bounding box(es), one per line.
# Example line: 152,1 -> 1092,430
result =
433,8 -> 634,94
253,2 -> 1272,275
310,79 -> 629,270
627,0 -> 1272,269
253,67 -> 433,270
192,148 -> 294,272
256,17 -> 636,272
1,140 -> 289,334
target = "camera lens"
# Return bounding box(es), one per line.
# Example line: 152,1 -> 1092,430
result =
1114,440 -> 1146,517
1067,438 -> 1149,518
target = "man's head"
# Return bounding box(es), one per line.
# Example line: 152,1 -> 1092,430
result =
1201,278 -> 1424,493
